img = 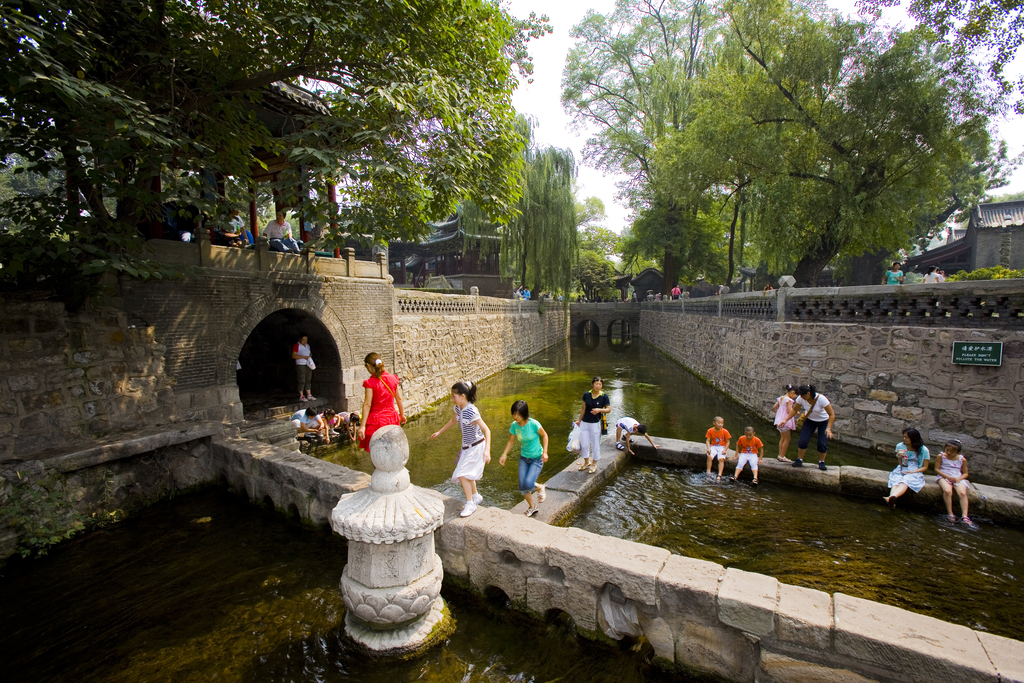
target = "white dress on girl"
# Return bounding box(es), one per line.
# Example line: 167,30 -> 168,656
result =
936,454 -> 969,489
451,403 -> 486,483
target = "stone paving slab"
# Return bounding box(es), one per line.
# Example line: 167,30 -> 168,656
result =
656,554 -> 725,626
717,567 -> 779,637
775,583 -> 833,651
833,593 -> 997,682
547,526 -> 670,605
976,630 -> 1024,683
509,488 -> 578,525
49,422 -> 220,473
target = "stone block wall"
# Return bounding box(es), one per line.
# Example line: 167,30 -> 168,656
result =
640,311 -> 1024,488
0,297 -> 177,460
394,307 -> 567,414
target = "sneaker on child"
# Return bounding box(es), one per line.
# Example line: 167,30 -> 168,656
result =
460,501 -> 478,517
472,493 -> 482,505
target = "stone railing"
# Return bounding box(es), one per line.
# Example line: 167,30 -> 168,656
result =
396,289 -> 540,316
144,239 -> 389,280
645,280 -> 1024,327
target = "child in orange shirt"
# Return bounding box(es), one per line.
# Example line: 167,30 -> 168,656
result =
733,426 -> 764,485
705,416 -> 731,480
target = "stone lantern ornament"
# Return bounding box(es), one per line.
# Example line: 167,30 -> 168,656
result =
330,424 -> 453,655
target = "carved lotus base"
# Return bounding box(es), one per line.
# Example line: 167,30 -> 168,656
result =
344,596 -> 453,657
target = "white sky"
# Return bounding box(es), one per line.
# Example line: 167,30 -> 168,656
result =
505,0 -> 1024,235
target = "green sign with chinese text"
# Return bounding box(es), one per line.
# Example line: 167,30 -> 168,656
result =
952,342 -> 1002,366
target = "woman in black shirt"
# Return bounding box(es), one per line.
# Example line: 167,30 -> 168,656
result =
575,376 -> 611,473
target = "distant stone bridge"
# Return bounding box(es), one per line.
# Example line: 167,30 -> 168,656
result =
569,302 -> 642,337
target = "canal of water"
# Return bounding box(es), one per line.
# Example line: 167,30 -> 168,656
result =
321,337 -> 1024,641
0,489 -> 686,683
3,337 -> 1022,680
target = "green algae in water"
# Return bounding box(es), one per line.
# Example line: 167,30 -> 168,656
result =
508,363 -> 555,375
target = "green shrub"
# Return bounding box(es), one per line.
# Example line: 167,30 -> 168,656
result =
946,266 -> 1024,282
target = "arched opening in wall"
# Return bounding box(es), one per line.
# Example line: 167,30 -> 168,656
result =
543,608 -> 578,635
575,319 -> 600,337
483,585 -> 513,611
236,309 -> 342,417
606,319 -> 632,349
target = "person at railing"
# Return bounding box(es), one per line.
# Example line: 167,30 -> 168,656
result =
214,209 -> 245,247
923,266 -> 946,284
883,428 -> 930,511
671,284 -> 681,299
784,385 -> 835,470
884,261 -> 905,285
356,352 -> 405,452
265,210 -> 301,253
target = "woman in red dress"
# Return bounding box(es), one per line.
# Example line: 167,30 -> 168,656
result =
356,352 -> 405,451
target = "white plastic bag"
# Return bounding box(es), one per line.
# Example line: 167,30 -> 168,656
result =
307,358 -> 316,370
600,584 -> 642,640
567,423 -> 581,453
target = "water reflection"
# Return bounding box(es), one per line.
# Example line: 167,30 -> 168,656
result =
0,490 -> 693,683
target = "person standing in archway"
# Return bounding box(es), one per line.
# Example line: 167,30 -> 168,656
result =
356,352 -> 405,452
292,334 -> 314,403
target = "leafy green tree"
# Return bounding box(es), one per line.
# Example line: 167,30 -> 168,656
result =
863,0 -> 1024,113
990,190 -> 1024,203
579,226 -> 622,257
576,196 -> 608,230
0,0 -> 538,304
574,250 -> 620,300
655,0 -> 999,285
621,198 -> 727,284
562,0 -> 716,290
464,117 -> 579,295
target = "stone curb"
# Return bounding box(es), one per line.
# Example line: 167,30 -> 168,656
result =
632,437 -> 1024,525
50,422 -> 221,473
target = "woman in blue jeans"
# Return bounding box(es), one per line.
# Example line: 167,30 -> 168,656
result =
499,400 -> 549,517
785,384 -> 836,470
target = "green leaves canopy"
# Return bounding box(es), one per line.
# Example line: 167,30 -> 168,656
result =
0,0 -> 532,302
653,0 -> 1000,285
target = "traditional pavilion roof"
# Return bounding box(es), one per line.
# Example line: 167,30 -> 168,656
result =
388,214 -> 498,259
976,200 -> 1024,229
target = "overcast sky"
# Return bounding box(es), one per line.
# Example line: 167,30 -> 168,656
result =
505,0 -> 1024,235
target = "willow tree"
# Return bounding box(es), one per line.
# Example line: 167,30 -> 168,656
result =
463,117 -> 578,295
562,0 -> 717,290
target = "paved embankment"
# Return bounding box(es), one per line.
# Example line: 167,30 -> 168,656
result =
209,436 -> 1024,682
631,437 -> 1024,525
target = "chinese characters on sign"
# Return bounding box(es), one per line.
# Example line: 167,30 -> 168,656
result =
951,342 -> 1003,366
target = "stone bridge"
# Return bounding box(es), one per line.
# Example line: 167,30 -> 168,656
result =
0,239 -> 565,462
569,302 -> 641,337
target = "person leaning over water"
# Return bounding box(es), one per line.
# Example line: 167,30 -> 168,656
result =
883,428 -> 930,511
500,400 -> 549,517
576,376 -> 610,474
356,352 -> 405,452
785,385 -> 835,470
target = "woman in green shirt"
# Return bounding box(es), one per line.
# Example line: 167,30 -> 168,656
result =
500,400 -> 549,517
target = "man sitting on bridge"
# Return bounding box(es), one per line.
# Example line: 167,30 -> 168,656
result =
615,417 -> 660,455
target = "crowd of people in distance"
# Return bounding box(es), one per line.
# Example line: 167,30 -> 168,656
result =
281,334 -> 977,526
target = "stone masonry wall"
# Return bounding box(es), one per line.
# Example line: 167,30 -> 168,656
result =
640,311 -> 1024,489
0,296 -> 176,460
394,307 -> 567,414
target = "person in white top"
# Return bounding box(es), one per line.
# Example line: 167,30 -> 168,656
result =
923,266 -> 946,284
265,210 -> 301,253
784,384 -> 836,471
614,416 -> 660,455
291,334 -> 314,402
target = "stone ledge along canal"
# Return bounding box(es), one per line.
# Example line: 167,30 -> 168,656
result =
322,338 -> 1024,642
